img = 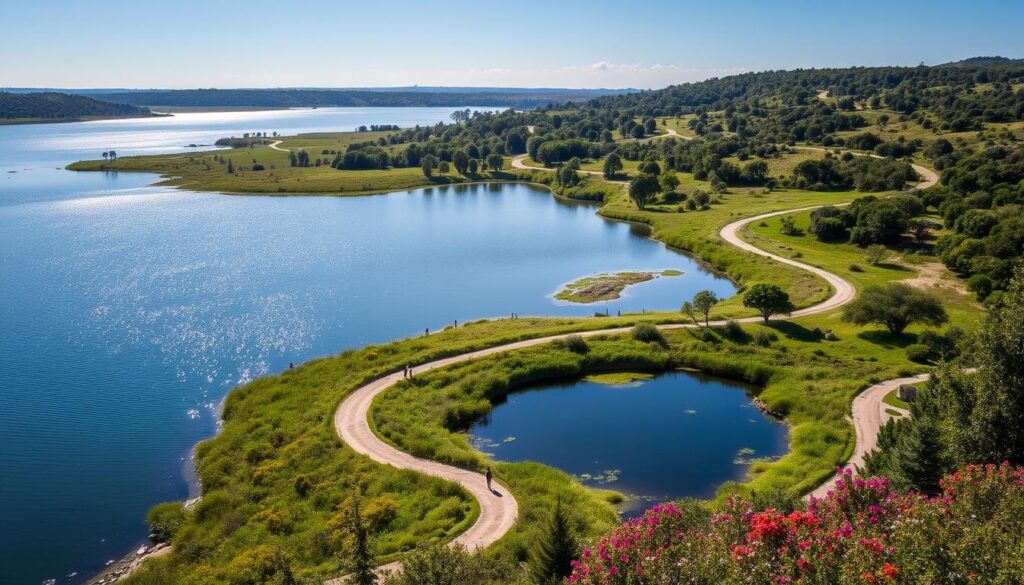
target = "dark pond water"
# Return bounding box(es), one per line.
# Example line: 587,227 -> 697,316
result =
470,371 -> 789,511
0,108 -> 736,584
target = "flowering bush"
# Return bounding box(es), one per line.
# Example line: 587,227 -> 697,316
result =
569,464 -> 1024,584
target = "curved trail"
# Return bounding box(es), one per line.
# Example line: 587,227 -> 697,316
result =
807,374 -> 927,500
329,150 -> 938,579
268,139 -> 289,152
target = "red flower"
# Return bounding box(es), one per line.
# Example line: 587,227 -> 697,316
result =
881,563 -> 899,580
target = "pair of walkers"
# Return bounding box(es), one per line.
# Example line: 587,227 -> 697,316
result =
402,364 -> 414,379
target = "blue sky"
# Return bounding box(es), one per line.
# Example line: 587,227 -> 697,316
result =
2,0 -> 1022,89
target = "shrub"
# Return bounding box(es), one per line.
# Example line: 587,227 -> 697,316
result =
848,263 -> 864,272
752,329 -> 777,347
568,464 -> 1024,585
147,502 -> 187,543
721,319 -> 747,341
560,334 -> 589,354
631,323 -> 666,345
293,474 -> 312,497
966,273 -> 994,301
905,343 -> 932,363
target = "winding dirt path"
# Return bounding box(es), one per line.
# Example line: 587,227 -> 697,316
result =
806,374 -> 928,500
328,154 -> 940,579
268,139 -> 289,152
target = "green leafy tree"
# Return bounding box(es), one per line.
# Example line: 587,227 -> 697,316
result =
486,153 -> 503,172
602,153 -> 623,179
841,282 -> 947,335
682,290 -> 719,327
420,154 -> 434,178
438,160 -> 450,175
529,499 -> 580,584
742,284 -> 794,323
628,173 -> 660,210
659,171 -> 679,193
453,150 -> 470,175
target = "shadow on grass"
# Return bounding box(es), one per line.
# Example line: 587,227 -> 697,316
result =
767,321 -> 824,343
856,330 -> 916,349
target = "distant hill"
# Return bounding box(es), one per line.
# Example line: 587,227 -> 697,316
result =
0,92 -> 151,122
939,56 -> 1024,68
84,88 -> 632,110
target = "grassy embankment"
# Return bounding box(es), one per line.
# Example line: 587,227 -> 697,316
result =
67,130 -> 625,202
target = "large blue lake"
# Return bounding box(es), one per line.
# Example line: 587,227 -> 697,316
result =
0,107 -> 736,584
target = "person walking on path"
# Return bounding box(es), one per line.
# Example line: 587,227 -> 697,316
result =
485,466 -> 493,492
407,364 -> 413,379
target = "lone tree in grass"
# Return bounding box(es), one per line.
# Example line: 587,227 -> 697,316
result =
420,154 -> 434,178
628,173 -> 660,210
742,283 -> 794,323
529,499 -> 580,585
841,282 -> 947,335
603,152 -> 623,179
344,489 -> 376,585
682,290 -> 719,327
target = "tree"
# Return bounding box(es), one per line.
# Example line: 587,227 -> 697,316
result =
630,124 -> 646,139
420,154 -> 434,178
864,244 -> 886,265
438,160 -> 450,175
226,159 -> 234,174
486,153 -> 503,172
841,282 -> 948,335
344,490 -> 376,585
602,153 -> 623,179
453,150 -> 470,175
628,173 -> 660,210
289,151 -> 298,167
682,290 -> 719,327
102,151 -> 109,161
659,171 -> 679,193
644,117 -> 658,134
742,284 -> 794,323
529,499 -> 579,584
467,158 -> 478,174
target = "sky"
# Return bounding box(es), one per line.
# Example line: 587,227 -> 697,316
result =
2,0 -> 1023,90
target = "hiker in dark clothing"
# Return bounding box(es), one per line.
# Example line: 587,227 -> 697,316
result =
485,467 -> 493,491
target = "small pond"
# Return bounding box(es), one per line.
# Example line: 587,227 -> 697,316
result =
469,370 -> 789,512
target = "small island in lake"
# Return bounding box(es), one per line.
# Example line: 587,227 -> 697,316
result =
555,269 -> 682,303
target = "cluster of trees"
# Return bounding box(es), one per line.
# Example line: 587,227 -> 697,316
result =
357,124 -> 400,132
807,194 -> 924,245
791,153 -> 916,191
866,268 -> 1024,494
924,144 -> 1024,298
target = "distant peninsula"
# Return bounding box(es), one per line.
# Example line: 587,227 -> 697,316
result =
0,91 -> 155,125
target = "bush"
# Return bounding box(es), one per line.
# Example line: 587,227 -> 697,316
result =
966,274 -> 994,301
721,319 -> 747,341
905,343 -> 932,363
569,465 -> 1024,585
147,502 -> 187,542
560,334 -> 589,354
631,323 -> 666,345
848,263 -> 864,272
752,329 -> 777,347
